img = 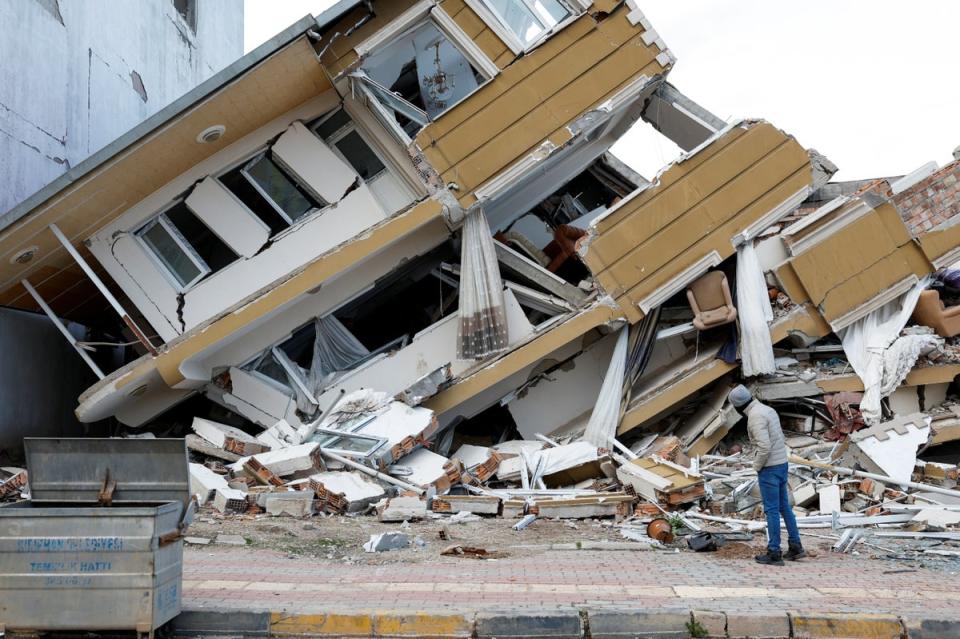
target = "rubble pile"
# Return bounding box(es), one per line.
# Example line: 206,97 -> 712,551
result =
162,357 -> 960,559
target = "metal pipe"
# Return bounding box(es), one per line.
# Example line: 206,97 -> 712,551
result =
788,455 -> 960,500
21,279 -> 104,379
320,450 -> 424,495
49,223 -> 158,355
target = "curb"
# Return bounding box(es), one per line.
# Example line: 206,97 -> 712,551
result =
171,607 -> 960,638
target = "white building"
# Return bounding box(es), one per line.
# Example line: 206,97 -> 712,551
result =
0,0 -> 244,215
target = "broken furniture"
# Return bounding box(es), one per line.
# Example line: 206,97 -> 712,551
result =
0,438 -> 192,638
912,289 -> 960,338
686,271 -> 737,330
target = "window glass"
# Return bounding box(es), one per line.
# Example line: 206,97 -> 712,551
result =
140,221 -> 202,288
313,110 -> 387,181
313,109 -> 352,140
219,168 -> 290,235
335,131 -> 386,181
165,202 -> 237,272
363,20 -> 484,129
244,155 -> 316,222
486,0 -> 570,46
252,352 -> 289,388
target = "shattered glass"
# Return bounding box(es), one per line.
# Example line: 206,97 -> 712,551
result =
364,20 -> 481,123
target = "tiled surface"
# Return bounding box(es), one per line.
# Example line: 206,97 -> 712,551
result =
182,546 -> 960,618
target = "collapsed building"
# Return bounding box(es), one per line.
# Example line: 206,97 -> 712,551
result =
1,0 -> 959,535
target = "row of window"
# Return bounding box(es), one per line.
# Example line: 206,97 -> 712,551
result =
136,0 -> 581,293
136,109 -> 392,290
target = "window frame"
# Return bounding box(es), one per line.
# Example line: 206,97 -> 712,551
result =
136,202 -> 212,291
238,151 -> 323,226
353,4 -> 499,143
463,0 -> 583,54
312,109 -> 393,185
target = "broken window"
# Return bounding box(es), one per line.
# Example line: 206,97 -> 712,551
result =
358,19 -> 487,138
484,0 -> 571,47
173,0 -> 197,32
137,201 -> 238,289
218,152 -> 323,236
310,108 -> 416,213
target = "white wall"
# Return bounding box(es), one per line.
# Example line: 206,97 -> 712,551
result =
0,0 -> 243,215
86,93 -> 426,342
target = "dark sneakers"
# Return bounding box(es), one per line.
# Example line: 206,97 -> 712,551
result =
755,549 -> 785,566
784,542 -> 807,561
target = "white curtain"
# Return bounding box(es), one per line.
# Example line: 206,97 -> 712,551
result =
457,207 -> 509,359
840,278 -> 930,425
308,315 -> 369,391
582,326 -> 630,447
275,315 -> 370,417
736,242 -> 776,377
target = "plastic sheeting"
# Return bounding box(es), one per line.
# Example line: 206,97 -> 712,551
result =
457,208 -> 509,359
276,316 -> 370,416
309,315 -> 370,388
582,326 -> 629,447
736,243 -> 775,377
839,278 -> 930,425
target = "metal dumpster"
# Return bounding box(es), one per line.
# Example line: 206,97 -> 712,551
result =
0,438 -> 192,638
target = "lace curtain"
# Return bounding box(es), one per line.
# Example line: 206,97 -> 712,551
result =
457,207 -> 509,359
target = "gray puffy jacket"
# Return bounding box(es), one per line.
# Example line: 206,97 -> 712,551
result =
744,400 -> 788,472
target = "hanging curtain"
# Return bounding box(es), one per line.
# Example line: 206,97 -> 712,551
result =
736,242 -> 776,377
457,207 -> 509,359
839,277 -> 930,425
582,326 -> 629,447
307,315 -> 370,393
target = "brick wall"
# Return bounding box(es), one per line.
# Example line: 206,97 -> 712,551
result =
889,160 -> 960,234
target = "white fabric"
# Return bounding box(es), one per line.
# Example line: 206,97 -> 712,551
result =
581,326 -> 629,447
736,243 -> 775,376
839,278 -> 929,425
879,333 -> 943,398
457,208 -> 509,359
308,315 -> 369,389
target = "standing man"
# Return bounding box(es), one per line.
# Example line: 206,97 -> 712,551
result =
728,384 -> 805,565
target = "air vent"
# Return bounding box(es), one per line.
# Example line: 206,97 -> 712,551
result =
196,125 -> 226,144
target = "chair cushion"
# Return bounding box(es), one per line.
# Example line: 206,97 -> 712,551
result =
688,271 -> 728,311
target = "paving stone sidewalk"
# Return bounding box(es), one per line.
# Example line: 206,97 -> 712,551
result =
182,545 -> 959,620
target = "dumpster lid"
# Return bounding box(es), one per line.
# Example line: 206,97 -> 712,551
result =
24,438 -> 190,512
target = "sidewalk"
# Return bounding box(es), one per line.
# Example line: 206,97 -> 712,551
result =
177,544 -> 960,637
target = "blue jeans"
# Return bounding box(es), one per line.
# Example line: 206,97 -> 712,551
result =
757,463 -> 801,552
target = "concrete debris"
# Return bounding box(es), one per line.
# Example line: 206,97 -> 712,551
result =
8,0 -> 960,570
363,531 -> 410,553
377,496 -> 428,523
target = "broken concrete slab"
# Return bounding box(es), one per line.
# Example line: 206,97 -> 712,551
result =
263,490 -> 315,517
432,494 -> 501,516
230,442 -> 321,478
192,417 -> 267,456
189,462 -> 229,505
309,471 -> 385,514
213,487 -> 248,514
214,534 -> 247,546
377,496 -> 428,522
